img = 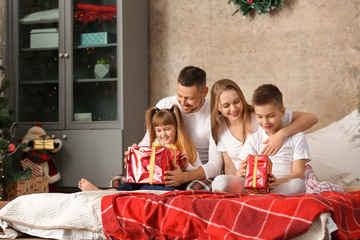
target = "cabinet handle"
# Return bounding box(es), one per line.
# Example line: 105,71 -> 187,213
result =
64,53 -> 69,58
59,53 -> 64,58
62,134 -> 67,140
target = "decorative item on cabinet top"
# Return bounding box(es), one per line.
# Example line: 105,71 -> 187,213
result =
75,3 -> 117,24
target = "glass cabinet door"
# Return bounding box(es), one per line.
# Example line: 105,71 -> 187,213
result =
71,0 -> 118,124
16,0 -> 62,124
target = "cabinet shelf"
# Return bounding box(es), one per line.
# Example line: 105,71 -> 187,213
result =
19,43 -> 117,52
19,80 -> 58,85
74,78 -> 117,83
74,43 -> 117,49
19,19 -> 59,25
18,78 -> 117,84
20,47 -> 58,52
20,43 -> 117,52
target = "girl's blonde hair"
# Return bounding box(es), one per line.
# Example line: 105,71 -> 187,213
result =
146,104 -> 197,164
210,79 -> 254,144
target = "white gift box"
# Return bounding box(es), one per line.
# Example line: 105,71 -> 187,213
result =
30,28 -> 59,48
74,113 -> 92,122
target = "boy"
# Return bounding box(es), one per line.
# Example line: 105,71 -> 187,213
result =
212,84 -> 308,195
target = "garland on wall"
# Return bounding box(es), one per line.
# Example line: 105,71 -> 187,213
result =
228,0 -> 285,18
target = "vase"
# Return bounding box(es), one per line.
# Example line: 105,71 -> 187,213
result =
94,64 -> 110,79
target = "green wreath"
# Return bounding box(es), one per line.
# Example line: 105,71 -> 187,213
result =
228,0 -> 285,18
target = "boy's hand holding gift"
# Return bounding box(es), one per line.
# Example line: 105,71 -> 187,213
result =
244,155 -> 273,194
269,174 -> 279,189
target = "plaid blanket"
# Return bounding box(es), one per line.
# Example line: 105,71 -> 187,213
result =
101,190 -> 360,240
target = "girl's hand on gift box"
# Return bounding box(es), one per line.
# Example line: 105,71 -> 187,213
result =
236,158 -> 247,177
269,174 -> 279,189
180,152 -> 189,169
123,143 -> 138,169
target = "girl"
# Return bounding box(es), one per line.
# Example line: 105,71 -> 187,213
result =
79,104 -> 202,191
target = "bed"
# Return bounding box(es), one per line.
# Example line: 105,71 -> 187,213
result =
0,109 -> 359,239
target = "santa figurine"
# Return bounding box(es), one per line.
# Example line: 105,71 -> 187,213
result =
21,124 -> 62,192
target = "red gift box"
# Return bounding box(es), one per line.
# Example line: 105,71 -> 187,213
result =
126,145 -> 181,184
244,155 -> 272,194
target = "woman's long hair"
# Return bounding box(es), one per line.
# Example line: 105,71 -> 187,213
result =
146,104 -> 197,164
210,79 -> 254,144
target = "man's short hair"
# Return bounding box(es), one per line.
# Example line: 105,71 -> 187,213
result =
252,84 -> 283,108
178,66 -> 206,90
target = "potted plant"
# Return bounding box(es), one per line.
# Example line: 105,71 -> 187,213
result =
94,59 -> 110,79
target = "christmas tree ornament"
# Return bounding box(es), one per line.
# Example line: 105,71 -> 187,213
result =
8,143 -> 16,153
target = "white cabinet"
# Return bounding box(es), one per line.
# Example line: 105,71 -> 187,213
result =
8,0 -> 148,189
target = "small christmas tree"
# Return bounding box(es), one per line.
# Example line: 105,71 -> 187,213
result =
0,58 -> 31,200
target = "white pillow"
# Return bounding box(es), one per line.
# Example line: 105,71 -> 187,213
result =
308,157 -> 356,187
306,109 -> 360,185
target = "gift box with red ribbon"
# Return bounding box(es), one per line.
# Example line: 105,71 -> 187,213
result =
126,145 -> 181,184
244,155 -> 272,194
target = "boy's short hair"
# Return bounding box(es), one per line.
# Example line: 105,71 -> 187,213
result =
178,66 -> 206,90
252,84 -> 283,108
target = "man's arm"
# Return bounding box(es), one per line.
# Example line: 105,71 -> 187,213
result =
262,111 -> 318,156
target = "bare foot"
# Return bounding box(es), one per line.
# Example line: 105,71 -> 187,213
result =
78,178 -> 101,191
